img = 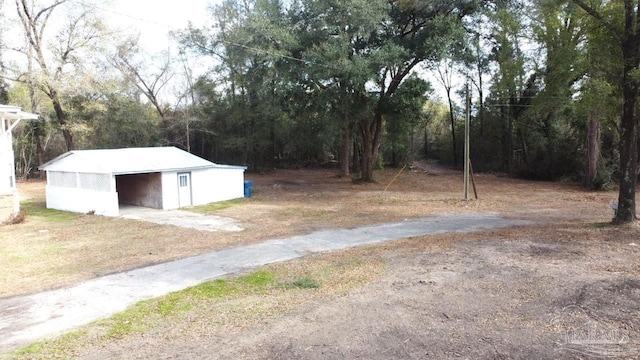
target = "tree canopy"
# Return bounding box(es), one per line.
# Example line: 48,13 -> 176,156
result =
2,0 -> 639,222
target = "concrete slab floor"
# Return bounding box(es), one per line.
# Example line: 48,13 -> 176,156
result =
119,206 -> 243,232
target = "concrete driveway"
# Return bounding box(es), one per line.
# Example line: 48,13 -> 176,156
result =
119,206 -> 243,232
0,212 -> 527,352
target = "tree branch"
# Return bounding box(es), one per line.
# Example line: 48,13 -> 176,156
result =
572,0 -> 622,43
34,0 -> 66,22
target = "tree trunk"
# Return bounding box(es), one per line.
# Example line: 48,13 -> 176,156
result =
572,0 -> 639,223
501,105 -> 510,171
27,51 -> 45,179
392,147 -> 397,168
50,89 -> 74,151
614,67 -> 638,222
359,119 -> 375,182
340,125 -> 350,177
359,113 -> 383,182
478,78 -> 484,137
33,121 -> 45,179
517,128 -> 528,165
586,110 -> 601,189
446,95 -> 457,166
507,105 -> 514,172
423,127 -> 428,158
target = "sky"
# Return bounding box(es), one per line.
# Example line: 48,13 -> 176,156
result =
104,0 -> 214,53
100,1 -> 451,101
1,0 -> 216,56
1,0 -> 455,101
0,0 -> 219,105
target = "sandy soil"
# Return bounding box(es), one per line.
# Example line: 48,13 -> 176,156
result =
3,161 -> 617,297
5,162 -> 640,359
64,220 -> 640,359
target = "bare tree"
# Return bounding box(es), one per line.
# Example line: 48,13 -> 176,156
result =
436,59 -> 459,167
110,37 -> 174,121
12,0 -> 106,151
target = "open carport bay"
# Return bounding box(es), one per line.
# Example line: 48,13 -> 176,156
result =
116,172 -> 163,209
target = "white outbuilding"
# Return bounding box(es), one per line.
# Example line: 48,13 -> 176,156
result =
39,147 -> 247,216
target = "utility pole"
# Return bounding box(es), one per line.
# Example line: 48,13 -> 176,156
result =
464,84 -> 470,200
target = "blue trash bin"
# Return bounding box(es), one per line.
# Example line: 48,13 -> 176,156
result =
244,180 -> 253,198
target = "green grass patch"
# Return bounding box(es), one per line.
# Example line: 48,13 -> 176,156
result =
20,201 -> 78,222
183,278 -> 238,298
238,269 -> 276,287
13,341 -> 46,356
106,300 -> 155,338
189,198 -> 246,213
13,330 -> 87,357
156,293 -> 193,316
9,256 -> 385,359
288,277 -> 320,289
102,270 -> 276,339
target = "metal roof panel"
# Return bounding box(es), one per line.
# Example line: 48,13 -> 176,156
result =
39,147 -> 245,174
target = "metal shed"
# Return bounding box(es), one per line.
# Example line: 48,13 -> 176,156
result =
39,147 -> 247,216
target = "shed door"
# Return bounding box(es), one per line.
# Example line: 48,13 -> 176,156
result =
177,172 -> 192,207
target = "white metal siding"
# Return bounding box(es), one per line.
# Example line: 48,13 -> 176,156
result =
0,160 -> 12,195
0,125 -> 15,195
45,171 -> 118,216
161,171 -> 179,210
160,168 -> 244,210
190,168 -> 245,206
43,157 -> 245,214
45,185 -> 119,216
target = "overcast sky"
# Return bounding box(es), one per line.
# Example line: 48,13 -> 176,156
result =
1,0 -> 215,55
105,0 -> 214,52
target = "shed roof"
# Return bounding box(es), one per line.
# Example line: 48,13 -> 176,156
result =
39,147 -> 246,175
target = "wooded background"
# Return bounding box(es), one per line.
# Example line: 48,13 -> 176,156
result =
1,0 -> 638,222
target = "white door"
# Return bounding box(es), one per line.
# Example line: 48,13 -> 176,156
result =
177,172 -> 192,207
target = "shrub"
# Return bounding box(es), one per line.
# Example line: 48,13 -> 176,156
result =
2,211 -> 26,225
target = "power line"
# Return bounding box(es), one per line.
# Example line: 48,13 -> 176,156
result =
69,0 -> 184,31
216,38 -> 343,71
59,0 -> 593,100
70,0 -> 344,71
